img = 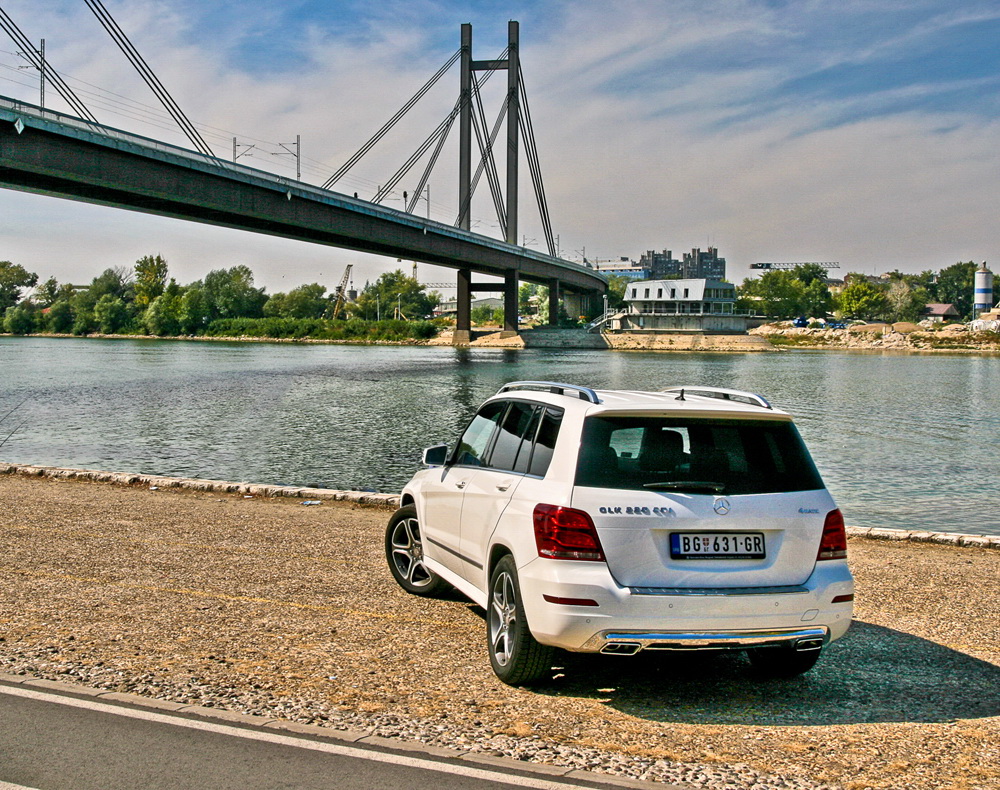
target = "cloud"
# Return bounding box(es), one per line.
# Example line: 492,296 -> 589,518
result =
0,0 -> 997,291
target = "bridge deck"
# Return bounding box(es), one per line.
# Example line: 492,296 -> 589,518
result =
0,97 -> 606,295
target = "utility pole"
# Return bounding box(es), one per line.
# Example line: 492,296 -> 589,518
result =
38,39 -> 44,108
273,135 -> 301,180
233,137 -> 255,162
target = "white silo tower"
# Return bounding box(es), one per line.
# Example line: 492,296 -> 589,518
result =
974,262 -> 993,318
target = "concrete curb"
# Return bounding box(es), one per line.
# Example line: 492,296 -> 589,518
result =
0,671 -> 679,790
2,462 -> 997,550
0,463 -> 401,509
845,525 -> 1000,550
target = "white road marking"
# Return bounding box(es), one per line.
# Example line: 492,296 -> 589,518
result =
0,685 -> 602,790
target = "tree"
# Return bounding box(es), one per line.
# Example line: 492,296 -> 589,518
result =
46,300 -> 74,333
34,277 -> 61,307
144,291 -> 182,336
178,286 -> 211,334
738,270 -> 802,318
836,280 -> 888,320
936,261 -> 978,320
94,294 -> 129,334
604,275 -> 630,311
264,283 -> 329,319
351,270 -> 438,320
885,280 -> 930,323
4,302 -> 39,334
792,264 -> 829,287
134,254 -> 168,308
0,261 -> 39,313
203,266 -> 267,320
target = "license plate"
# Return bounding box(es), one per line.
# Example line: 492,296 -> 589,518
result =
670,532 -> 765,560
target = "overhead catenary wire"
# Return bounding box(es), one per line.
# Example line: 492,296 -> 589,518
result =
0,7 -> 98,124
82,0 -> 216,159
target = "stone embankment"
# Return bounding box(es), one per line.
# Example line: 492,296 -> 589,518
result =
750,322 -> 1000,352
434,329 -> 775,352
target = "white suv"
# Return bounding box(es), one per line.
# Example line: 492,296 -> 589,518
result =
385,382 -> 854,685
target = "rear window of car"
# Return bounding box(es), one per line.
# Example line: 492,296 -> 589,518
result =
575,416 -> 824,495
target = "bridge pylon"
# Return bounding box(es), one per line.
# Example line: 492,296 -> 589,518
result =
455,21 -> 521,341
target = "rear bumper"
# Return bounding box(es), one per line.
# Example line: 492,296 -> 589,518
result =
517,557 -> 854,652
584,626 -> 829,655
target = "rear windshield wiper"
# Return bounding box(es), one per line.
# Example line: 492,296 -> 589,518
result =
642,481 -> 726,493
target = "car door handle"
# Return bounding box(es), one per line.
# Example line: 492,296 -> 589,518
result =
455,481 -> 467,489
496,483 -> 510,491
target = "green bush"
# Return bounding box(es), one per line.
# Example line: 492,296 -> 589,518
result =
202,317 -> 439,342
4,303 -> 39,334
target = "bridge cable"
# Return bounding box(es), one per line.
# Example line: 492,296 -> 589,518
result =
372,99 -> 461,204
518,64 -> 555,256
82,0 -> 216,159
0,7 -> 99,124
405,100 -> 457,213
321,48 -> 461,190
469,72 -> 507,231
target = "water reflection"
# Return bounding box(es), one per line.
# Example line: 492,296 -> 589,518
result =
1,337 -> 998,536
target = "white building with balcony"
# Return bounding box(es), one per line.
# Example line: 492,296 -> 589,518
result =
609,278 -> 749,333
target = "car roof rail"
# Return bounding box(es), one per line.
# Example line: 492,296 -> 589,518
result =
662,386 -> 773,410
497,381 -> 601,404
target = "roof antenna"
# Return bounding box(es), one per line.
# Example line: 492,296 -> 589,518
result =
675,388 -> 685,401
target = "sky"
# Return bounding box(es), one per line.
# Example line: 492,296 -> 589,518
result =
0,0 -> 998,294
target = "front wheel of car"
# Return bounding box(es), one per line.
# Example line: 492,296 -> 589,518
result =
746,646 -> 822,678
385,505 -> 446,597
487,555 -> 554,685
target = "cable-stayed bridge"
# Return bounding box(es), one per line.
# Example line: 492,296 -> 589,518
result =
0,13 -> 606,340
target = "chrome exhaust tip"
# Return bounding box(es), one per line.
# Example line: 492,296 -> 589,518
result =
794,637 -> 825,652
601,642 -> 642,656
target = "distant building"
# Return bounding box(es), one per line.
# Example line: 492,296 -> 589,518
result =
922,303 -> 961,323
435,296 -> 503,316
595,258 -> 649,279
638,247 -> 727,280
609,278 -> 748,333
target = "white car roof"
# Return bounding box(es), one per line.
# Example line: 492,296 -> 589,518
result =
489,382 -> 793,420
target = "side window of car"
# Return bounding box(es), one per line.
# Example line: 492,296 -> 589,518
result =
488,401 -> 541,473
527,407 -> 563,477
453,401 -> 506,467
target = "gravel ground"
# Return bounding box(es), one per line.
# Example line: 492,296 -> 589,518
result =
0,474 -> 997,790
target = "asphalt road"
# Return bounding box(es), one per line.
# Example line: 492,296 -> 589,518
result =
0,682 -> 663,790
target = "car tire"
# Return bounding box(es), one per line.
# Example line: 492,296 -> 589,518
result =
385,505 -> 447,597
746,646 -> 822,678
487,554 -> 554,685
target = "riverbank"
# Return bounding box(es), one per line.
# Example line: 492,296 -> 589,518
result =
750,323 -> 1000,353
1,328 -> 775,351
1,471 -> 997,790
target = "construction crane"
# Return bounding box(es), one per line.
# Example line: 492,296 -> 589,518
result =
751,261 -> 840,270
331,264 -> 353,319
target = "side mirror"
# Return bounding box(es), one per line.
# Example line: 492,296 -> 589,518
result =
422,444 -> 449,466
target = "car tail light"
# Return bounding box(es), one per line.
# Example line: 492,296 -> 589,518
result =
817,509 -> 848,561
533,504 -> 605,561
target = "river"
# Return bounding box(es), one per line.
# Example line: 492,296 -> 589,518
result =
1,336 -> 998,536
